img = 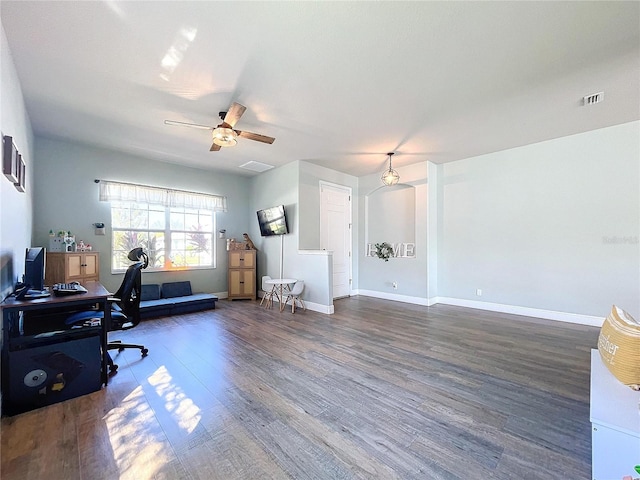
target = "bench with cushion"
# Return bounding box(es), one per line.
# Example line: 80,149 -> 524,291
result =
139,281 -> 217,319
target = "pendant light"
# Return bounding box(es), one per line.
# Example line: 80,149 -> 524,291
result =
381,152 -> 400,186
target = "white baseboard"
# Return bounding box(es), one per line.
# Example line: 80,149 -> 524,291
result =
215,291 -> 228,299
355,289 -> 432,306
351,290 -> 603,326
305,301 -> 334,314
432,296 -> 604,327
257,290 -> 334,314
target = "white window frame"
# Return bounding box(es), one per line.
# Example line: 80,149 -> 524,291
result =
110,201 -> 217,273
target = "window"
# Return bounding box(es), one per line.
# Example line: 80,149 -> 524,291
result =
98,180 -> 226,273
111,201 -> 215,272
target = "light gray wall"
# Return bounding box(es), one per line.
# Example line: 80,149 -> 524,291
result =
0,26 -> 34,300
439,121 -> 640,319
33,137 -> 251,294
358,161 -> 429,299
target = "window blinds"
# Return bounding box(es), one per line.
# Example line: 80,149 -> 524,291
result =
98,180 -> 227,212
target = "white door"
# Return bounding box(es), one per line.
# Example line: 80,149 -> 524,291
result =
320,182 -> 351,299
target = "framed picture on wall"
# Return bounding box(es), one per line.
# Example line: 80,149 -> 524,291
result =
2,135 -> 19,184
14,154 -> 26,193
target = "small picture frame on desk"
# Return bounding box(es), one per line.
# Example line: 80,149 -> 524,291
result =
2,135 -> 19,184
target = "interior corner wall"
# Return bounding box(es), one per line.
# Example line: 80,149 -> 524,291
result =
298,161 -> 359,289
0,25 -> 34,300
439,121 -> 640,319
249,161 -> 299,280
32,137 -> 251,295
427,161 -> 442,300
298,161 -> 359,250
248,161 -> 334,308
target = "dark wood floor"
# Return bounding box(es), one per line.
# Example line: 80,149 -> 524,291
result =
1,296 -> 600,479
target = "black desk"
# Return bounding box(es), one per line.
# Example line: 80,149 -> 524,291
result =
1,281 -> 111,415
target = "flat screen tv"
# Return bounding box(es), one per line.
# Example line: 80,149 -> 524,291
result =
257,205 -> 289,237
24,247 -> 46,291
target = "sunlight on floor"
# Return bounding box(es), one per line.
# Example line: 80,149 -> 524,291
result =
102,365 -> 203,478
148,365 -> 202,433
103,386 -> 174,480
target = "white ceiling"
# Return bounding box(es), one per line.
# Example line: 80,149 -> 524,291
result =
1,1 -> 639,177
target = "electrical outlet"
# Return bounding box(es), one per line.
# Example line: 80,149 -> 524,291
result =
476,289 -> 482,296
392,281 -> 398,289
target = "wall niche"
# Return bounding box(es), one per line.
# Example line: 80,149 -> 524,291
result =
365,184 -> 416,257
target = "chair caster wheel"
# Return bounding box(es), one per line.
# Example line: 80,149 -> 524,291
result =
141,348 -> 148,357
109,364 -> 118,373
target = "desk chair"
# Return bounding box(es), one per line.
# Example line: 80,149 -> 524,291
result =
283,280 -> 305,313
66,248 -> 149,373
260,275 -> 274,307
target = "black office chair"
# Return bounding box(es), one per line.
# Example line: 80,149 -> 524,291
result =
66,247 -> 149,373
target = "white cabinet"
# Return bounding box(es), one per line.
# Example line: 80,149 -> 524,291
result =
590,349 -> 640,479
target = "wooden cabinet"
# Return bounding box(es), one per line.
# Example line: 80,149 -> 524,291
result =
228,250 -> 256,300
45,252 -> 100,285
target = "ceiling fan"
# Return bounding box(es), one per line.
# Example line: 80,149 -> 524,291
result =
164,102 -> 275,151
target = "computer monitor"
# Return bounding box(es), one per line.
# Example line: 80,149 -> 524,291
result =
24,247 -> 46,291
0,253 -> 14,302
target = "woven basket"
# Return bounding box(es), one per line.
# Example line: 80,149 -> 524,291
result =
598,305 -> 640,389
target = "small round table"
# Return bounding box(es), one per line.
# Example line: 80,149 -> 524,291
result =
264,278 -> 297,312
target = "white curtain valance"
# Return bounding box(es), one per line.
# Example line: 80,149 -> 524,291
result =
98,180 -> 227,212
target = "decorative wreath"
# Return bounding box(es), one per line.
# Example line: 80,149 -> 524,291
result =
374,242 -> 394,261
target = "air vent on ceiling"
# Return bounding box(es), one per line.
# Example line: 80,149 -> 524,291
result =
239,161 -> 274,173
583,92 -> 604,106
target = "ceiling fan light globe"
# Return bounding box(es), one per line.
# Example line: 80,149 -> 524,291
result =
382,168 -> 400,186
212,127 -> 238,147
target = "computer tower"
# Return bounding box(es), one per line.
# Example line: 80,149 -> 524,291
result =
4,330 -> 102,416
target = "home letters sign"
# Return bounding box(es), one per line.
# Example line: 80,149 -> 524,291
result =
366,243 -> 416,259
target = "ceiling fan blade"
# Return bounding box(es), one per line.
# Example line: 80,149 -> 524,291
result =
209,142 -> 222,152
165,120 -> 214,130
236,130 -> 275,144
222,103 -> 246,127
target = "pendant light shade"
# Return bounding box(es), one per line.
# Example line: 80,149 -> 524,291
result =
381,152 -> 399,186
